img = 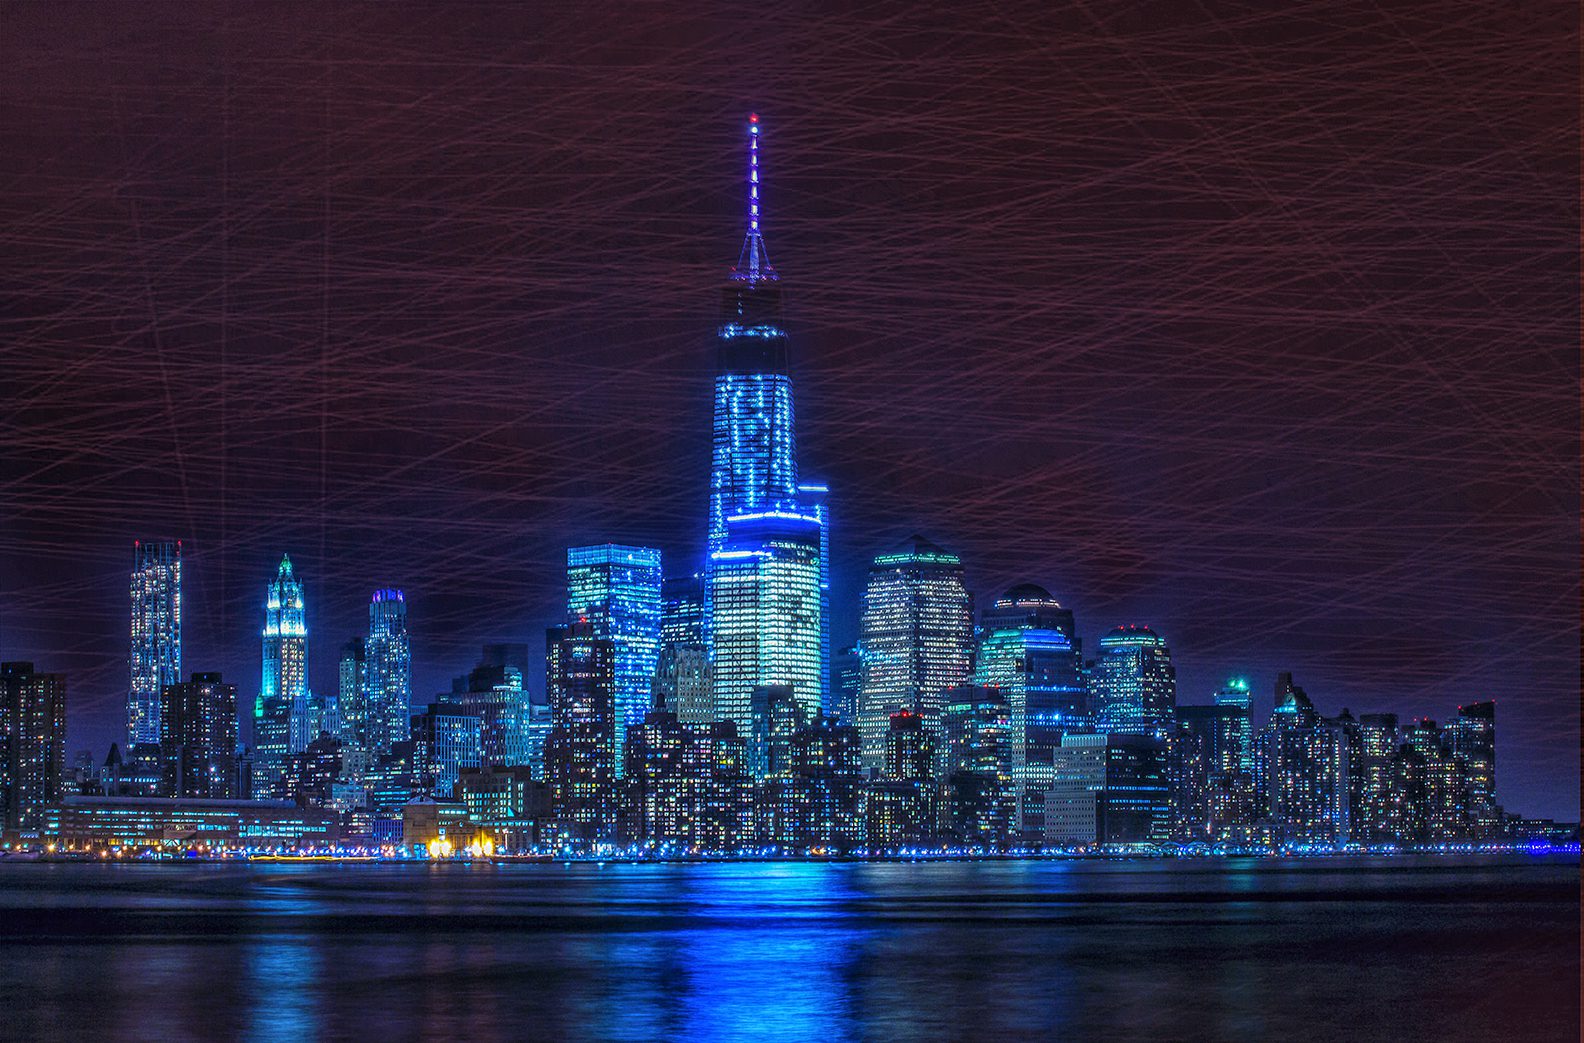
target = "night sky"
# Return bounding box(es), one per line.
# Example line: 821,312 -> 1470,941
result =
1,3 -> 1576,818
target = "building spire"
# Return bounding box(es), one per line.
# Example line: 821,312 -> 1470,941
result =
735,113 -> 775,283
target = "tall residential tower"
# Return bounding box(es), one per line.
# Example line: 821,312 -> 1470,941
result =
129,540 -> 181,748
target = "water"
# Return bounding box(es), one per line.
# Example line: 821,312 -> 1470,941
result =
0,855 -> 1573,1042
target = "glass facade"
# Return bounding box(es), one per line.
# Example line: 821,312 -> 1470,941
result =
566,544 -> 662,777
1091,624 -> 1177,741
704,117 -> 830,747
708,510 -> 824,763
364,589 -> 411,761
856,538 -> 974,773
1212,676 -> 1255,774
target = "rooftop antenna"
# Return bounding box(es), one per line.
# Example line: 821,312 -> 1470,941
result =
735,113 -> 776,283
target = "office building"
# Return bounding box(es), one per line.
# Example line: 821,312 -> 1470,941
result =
662,574 -> 707,649
364,589 -> 411,761
1212,676 -> 1255,774
658,574 -> 711,727
43,796 -> 340,851
704,115 -> 829,738
855,537 -> 973,772
1170,703 -> 1249,843
566,544 -> 662,775
709,509 -> 824,754
1091,624 -> 1177,741
445,651 -> 535,770
1045,732 -> 1170,847
941,685 -> 1014,847
976,584 -> 1087,839
411,703 -> 483,800
336,638 -> 367,776
832,645 -> 861,726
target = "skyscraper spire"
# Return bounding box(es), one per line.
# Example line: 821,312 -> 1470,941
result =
735,113 -> 775,283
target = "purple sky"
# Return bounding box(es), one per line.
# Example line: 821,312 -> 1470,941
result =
1,3 -> 1576,818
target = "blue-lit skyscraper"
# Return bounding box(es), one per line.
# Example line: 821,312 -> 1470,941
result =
709,114 -> 798,555
129,540 -> 181,749
1091,624 -> 1177,741
566,544 -> 662,776
797,482 -> 831,710
976,585 -> 1088,764
704,115 -> 829,749
364,589 -> 412,760
255,555 -> 308,796
710,510 -> 825,750
975,584 -> 1088,840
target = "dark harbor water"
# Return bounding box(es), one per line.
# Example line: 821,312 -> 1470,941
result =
0,856 -> 1573,1042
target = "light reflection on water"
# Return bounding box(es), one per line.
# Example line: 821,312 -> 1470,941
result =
0,856 -> 1573,1042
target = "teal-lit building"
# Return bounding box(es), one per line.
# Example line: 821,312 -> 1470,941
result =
254,556 -> 307,797
1213,676 -> 1255,774
1090,624 -> 1177,741
566,544 -> 662,776
975,584 -> 1087,839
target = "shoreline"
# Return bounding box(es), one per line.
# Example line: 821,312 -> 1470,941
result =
6,845 -> 1576,867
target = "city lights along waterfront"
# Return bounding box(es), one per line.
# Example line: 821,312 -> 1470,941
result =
3,1 -> 1578,1037
1,116 -> 1575,865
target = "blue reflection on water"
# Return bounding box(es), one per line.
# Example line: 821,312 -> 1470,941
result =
0,856 -> 1572,1042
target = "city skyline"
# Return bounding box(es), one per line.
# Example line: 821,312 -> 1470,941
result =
1,4 -> 1575,821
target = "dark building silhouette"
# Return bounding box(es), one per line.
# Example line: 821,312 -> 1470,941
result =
159,672 -> 238,800
543,622 -> 617,842
0,663 -> 67,833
